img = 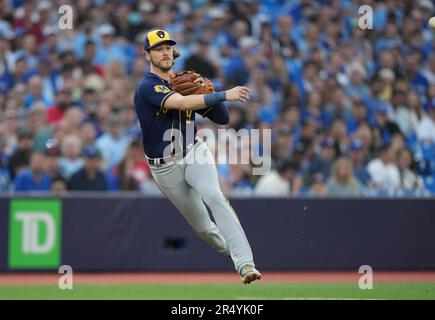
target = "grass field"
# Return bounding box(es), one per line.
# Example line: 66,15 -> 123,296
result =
1,282 -> 435,300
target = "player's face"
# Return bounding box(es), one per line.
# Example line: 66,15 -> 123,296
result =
147,44 -> 174,71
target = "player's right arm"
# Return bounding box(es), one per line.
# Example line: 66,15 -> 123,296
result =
164,86 -> 251,111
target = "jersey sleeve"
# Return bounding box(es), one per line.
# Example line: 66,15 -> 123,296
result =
196,102 -> 229,125
134,80 -> 176,110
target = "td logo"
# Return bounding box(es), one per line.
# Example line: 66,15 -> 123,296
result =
9,200 -> 61,269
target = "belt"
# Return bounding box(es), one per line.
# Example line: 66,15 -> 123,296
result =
147,138 -> 199,166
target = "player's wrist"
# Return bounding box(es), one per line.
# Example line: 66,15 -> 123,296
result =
204,91 -> 226,107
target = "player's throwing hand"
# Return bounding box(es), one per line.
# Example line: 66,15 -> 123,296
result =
226,86 -> 251,103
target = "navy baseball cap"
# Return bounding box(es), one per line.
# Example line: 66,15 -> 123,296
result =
144,29 -> 176,51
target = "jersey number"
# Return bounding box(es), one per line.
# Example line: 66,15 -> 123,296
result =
186,110 -> 192,123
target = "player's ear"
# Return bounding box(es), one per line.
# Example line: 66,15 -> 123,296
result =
143,49 -> 150,61
173,49 -> 181,60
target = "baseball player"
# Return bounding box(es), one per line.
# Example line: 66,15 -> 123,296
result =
133,29 -> 261,284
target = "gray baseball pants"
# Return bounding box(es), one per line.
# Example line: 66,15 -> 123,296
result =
148,139 -> 255,273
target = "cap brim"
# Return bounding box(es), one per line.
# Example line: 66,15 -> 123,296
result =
147,39 -> 176,50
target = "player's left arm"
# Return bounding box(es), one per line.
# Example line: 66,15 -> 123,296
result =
196,102 -> 229,125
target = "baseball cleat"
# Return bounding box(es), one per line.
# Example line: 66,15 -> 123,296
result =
240,265 -> 262,284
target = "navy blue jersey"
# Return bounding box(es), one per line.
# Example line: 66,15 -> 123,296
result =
134,72 -> 229,158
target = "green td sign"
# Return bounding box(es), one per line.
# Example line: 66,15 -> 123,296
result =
9,199 -> 62,269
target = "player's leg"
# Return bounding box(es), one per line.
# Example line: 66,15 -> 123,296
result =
184,141 -> 257,274
150,162 -> 229,255
183,187 -> 230,256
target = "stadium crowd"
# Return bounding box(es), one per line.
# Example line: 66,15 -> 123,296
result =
0,0 -> 435,197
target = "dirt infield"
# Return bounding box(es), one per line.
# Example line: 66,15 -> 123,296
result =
1,271 -> 435,286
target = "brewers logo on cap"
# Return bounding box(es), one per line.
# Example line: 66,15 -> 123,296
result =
144,29 -> 176,50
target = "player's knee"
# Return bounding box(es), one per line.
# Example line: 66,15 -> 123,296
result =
195,222 -> 215,238
196,227 -> 217,241
196,228 -> 229,255
196,228 -> 210,239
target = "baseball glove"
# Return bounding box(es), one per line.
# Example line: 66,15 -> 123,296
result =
169,71 -> 214,96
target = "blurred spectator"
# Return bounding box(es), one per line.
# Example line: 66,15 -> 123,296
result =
255,158 -> 299,197
96,113 -> 130,170
280,106 -> 300,133
398,148 -> 425,190
353,121 -> 375,155
69,146 -> 107,191
15,34 -> 38,69
27,103 -> 48,150
1,108 -> 19,155
422,53 -> 435,85
377,68 -> 395,102
390,133 -> 406,156
301,91 -> 325,125
324,86 -> 353,127
184,39 -> 218,80
38,25 -> 59,56
247,66 -> 274,108
271,127 -> 293,160
307,173 -> 329,197
267,54 -> 288,91
406,90 -> 425,134
109,137 -> 151,191
24,75 -> 51,108
416,102 -> 435,143
81,40 -> 105,76
8,128 -> 33,181
348,139 -> 371,186
305,137 -> 337,184
326,157 -> 365,197
345,62 -> 370,100
60,107 -> 85,136
372,101 -> 402,146
59,134 -> 84,179
299,117 -> 320,149
94,23 -> 127,68
33,56 -> 59,105
329,118 -> 348,156
124,105 -> 141,138
388,88 -> 415,137
42,139 -> 64,182
51,175 -> 68,195
46,88 -> 73,125
79,87 -> 99,118
404,51 -> 428,99
80,121 -> 98,150
0,146 -> 9,192
228,163 -> 255,197
367,143 -> 401,191
388,84 -> 405,112
14,151 -> 51,192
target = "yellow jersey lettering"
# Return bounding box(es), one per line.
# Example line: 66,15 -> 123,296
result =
154,85 -> 170,94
